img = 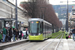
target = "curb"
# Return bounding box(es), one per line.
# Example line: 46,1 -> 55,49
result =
0,39 -> 28,50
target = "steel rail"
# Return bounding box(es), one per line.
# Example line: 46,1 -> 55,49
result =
54,33 -> 64,50
36,33 -> 63,50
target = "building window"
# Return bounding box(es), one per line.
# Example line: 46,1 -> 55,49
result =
28,0 -> 36,2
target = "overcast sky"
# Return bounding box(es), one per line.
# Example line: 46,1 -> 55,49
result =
8,0 -> 75,6
49,0 -> 75,5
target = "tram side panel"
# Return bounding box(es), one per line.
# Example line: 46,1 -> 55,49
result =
43,22 -> 46,39
45,23 -> 47,39
43,22 -> 52,39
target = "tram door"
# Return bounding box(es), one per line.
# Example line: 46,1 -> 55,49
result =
45,23 -> 47,38
43,23 -> 45,39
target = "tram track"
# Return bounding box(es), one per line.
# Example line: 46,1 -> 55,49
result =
3,41 -> 42,50
14,41 -> 41,50
37,33 -> 64,50
54,33 -> 63,50
4,42 -> 30,50
2,33 -> 64,50
25,33 -> 63,50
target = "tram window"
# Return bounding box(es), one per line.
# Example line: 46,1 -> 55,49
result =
43,24 -> 45,33
40,22 -> 43,33
45,24 -> 47,32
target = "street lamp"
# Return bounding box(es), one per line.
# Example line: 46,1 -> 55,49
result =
15,0 -> 18,29
66,0 -> 68,32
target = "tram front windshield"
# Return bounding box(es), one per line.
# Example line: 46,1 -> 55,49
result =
29,21 -> 40,34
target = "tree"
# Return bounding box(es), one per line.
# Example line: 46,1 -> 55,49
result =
20,0 -> 62,28
20,0 -> 38,18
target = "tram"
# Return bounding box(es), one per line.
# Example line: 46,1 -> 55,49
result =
28,18 -> 52,40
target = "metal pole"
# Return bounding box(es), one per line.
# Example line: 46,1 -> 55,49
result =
43,7 -> 46,20
40,7 -> 43,19
15,0 -> 18,29
66,0 -> 68,32
32,0 -> 34,18
40,8 -> 42,18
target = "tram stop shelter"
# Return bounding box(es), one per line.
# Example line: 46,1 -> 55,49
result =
0,18 -> 15,32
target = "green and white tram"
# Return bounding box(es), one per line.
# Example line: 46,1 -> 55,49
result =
28,18 -> 52,40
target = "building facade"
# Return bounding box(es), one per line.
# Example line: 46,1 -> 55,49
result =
0,0 -> 30,31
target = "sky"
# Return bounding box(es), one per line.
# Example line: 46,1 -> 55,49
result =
59,19 -> 66,25
8,0 -> 75,6
49,0 -> 75,5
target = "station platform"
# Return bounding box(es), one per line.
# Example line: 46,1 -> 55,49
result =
0,39 -> 75,50
0,39 -> 28,48
63,39 -> 75,50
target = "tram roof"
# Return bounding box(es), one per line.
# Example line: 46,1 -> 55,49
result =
28,18 -> 52,25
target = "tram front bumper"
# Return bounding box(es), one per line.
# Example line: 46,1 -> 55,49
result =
29,34 -> 43,40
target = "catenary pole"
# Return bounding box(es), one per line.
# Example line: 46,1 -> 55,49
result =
66,0 -> 68,32
15,0 -> 18,29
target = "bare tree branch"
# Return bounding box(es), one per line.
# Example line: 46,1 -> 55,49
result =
20,0 -> 62,28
